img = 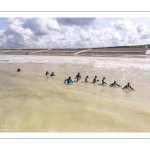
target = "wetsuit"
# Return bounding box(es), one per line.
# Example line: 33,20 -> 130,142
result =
46,71 -> 49,76
76,74 -> 81,79
85,77 -> 88,82
110,83 -> 121,87
76,73 -> 81,82
65,78 -> 73,84
102,79 -> 107,84
50,73 -> 55,76
93,78 -> 98,83
17,68 -> 20,72
123,85 -> 134,90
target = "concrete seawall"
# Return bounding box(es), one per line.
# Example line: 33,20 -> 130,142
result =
0,48 -> 147,57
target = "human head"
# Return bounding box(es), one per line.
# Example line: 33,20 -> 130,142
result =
103,77 -> 105,79
87,76 -> 89,78
127,82 -> 130,85
95,76 -> 97,78
114,81 -> 116,83
69,76 -> 71,79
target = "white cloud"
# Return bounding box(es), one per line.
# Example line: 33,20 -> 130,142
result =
136,23 -> 146,33
0,30 -> 4,36
5,18 -> 22,26
135,23 -> 150,39
0,30 -> 6,47
3,24 -> 34,48
0,18 -> 150,49
23,18 -> 60,36
111,20 -> 134,31
79,30 -> 89,41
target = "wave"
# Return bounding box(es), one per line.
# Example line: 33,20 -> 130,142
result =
0,55 -> 150,70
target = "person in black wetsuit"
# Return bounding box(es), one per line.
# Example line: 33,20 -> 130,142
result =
17,68 -> 20,72
110,81 -> 121,87
93,76 -> 99,83
75,72 -> 81,82
46,71 -> 49,76
123,82 -> 134,90
50,72 -> 55,76
101,77 -> 107,85
85,76 -> 89,82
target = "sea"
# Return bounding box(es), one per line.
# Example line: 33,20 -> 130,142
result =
0,55 -> 150,132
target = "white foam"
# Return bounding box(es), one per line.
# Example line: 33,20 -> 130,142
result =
0,55 -> 150,70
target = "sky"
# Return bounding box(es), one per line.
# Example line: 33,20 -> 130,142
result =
0,17 -> 150,49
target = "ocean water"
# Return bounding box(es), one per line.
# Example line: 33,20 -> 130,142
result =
0,55 -> 150,132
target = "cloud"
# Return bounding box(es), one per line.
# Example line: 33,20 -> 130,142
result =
111,20 -> 133,31
79,30 -> 89,41
0,30 -> 6,47
0,30 -> 4,36
23,18 -> 60,36
4,18 -> 23,26
3,24 -> 34,48
0,18 -> 150,49
56,18 -> 96,27
135,23 -> 150,39
111,20 -> 150,45
136,23 -> 146,33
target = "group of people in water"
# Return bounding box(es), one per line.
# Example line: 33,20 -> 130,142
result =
45,71 -> 55,76
17,67 -> 134,90
17,68 -> 134,90
45,71 -> 134,90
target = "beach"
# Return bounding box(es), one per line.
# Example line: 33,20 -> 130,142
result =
0,54 -> 150,132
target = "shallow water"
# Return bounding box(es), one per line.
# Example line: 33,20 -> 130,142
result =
0,55 -> 150,132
